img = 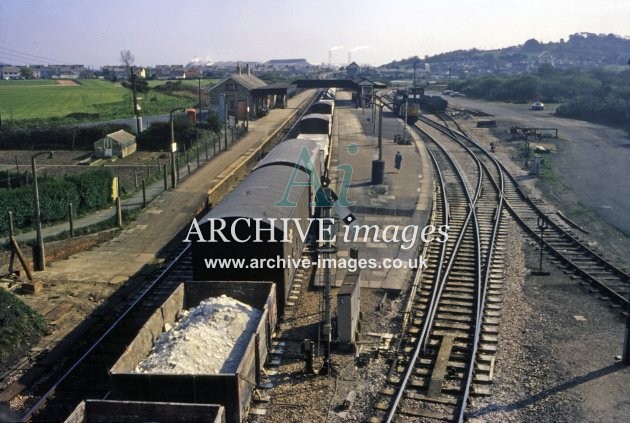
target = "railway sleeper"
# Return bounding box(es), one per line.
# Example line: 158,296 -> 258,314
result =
478,342 -> 498,354
435,313 -> 475,324
488,280 -> 505,289
440,292 -> 476,301
485,295 -> 503,304
443,285 -> 476,294
440,298 -> 479,308
481,324 -> 500,335
425,336 -> 469,349
437,306 -> 475,316
404,391 -> 459,405
399,405 -> 455,421
485,309 -> 502,318
443,277 -> 477,286
486,288 -> 503,297
473,372 -> 494,385
481,333 -> 499,344
433,321 -> 474,333
432,329 -> 470,339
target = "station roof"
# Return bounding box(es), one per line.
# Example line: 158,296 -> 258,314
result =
292,78 -> 387,90
229,72 -> 267,90
251,83 -> 290,96
292,79 -> 359,90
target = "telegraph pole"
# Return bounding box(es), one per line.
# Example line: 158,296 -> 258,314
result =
198,77 -> 202,126
131,67 -> 141,135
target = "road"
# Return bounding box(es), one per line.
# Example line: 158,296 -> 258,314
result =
433,92 -> 630,236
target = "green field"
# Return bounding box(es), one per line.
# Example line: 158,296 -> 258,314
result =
0,79 -> 215,124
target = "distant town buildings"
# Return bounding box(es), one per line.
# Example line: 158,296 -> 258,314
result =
2,33 -> 628,83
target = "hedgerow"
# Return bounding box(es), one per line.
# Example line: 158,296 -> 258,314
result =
0,168 -> 113,235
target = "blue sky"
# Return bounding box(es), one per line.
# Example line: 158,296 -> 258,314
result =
1,0 -> 629,67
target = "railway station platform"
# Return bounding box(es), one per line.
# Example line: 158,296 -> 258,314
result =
328,94 -> 433,292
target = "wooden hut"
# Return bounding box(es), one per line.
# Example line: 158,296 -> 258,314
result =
94,130 -> 137,158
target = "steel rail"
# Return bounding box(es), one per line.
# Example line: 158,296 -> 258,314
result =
417,115 -> 504,422
20,244 -> 192,422
384,120 -> 484,423
443,122 -> 506,423
434,113 -> 629,306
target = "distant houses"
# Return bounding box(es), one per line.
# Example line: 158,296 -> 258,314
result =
0,66 -> 21,80
1,64 -> 91,80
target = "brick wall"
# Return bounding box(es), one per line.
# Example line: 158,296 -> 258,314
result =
0,229 -> 119,275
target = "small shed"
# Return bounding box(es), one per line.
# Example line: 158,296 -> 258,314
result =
94,130 -> 137,158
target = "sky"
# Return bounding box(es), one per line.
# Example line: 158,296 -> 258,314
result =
1,0 -> 629,68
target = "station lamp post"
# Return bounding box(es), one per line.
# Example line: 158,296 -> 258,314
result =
32,151 -> 53,271
371,97 -> 385,185
170,107 -> 187,189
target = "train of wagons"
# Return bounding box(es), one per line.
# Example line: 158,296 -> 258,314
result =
191,88 -> 337,315
65,89 -> 338,423
391,87 -> 448,123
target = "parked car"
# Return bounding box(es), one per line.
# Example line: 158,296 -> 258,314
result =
442,89 -> 454,95
531,101 -> 545,110
450,92 -> 465,97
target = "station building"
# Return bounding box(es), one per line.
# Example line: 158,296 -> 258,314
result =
207,64 -> 290,122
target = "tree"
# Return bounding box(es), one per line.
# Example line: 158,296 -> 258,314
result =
20,67 -> 34,79
120,50 -> 135,69
206,112 -> 222,133
522,38 -> 542,52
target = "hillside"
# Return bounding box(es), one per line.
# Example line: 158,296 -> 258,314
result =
383,33 -> 630,77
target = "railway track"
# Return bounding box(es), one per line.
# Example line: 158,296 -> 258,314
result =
373,110 -> 507,421
430,113 -> 630,308
21,243 -> 193,422
372,99 -> 629,420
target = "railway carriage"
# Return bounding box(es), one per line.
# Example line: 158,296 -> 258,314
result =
299,113 -> 332,138
253,138 -> 326,213
192,95 -> 335,315
191,164 -> 311,315
307,99 -> 335,116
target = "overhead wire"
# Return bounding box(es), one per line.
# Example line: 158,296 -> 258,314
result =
0,46 -> 75,66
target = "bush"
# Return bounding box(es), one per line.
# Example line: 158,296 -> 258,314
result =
136,117 -> 196,151
67,168 -> 113,211
206,112 -> 223,133
0,169 -> 113,235
0,289 -> 46,371
37,177 -> 81,223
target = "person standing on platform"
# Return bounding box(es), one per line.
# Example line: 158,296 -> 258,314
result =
394,151 -> 403,174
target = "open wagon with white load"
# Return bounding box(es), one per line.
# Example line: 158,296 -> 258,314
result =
108,281 -> 277,423
64,400 -> 226,423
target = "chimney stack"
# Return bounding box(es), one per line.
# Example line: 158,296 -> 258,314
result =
246,63 -> 250,75
237,62 -> 241,74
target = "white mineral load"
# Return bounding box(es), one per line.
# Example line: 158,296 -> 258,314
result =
134,295 -> 262,374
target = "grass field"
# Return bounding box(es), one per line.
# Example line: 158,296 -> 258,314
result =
0,79 -> 216,123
